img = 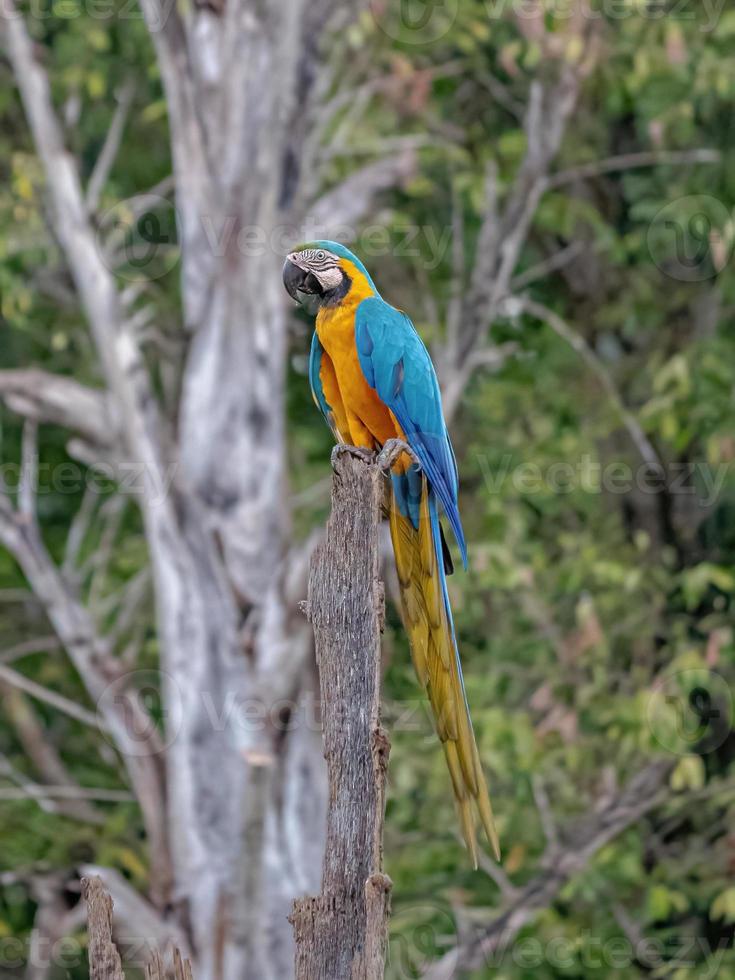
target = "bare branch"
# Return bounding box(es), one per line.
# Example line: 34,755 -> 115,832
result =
106,567 -> 152,646
465,342 -> 519,374
459,69 -> 580,367
86,78 -> 136,214
511,241 -> 586,292
0,662 -> 104,729
63,485 -> 100,577
504,295 -> 663,473
0,635 -> 60,665
442,342 -> 518,424
308,149 -> 417,230
319,133 -> 443,165
421,762 -> 672,978
229,755 -> 275,979
18,420 -> 38,523
467,159 -> 500,312
547,148 -> 721,191
0,753 -> 59,816
87,496 -> 128,611
531,774 -> 559,854
476,71 -> 525,120
476,848 -> 520,900
0,369 -> 119,453
0,496 -> 171,899
0,681 -> 103,822
444,180 -> 466,362
0,786 -> 134,803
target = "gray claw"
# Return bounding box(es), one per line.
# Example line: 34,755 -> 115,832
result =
376,438 -> 420,472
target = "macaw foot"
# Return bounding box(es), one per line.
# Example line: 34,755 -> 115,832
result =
330,444 -> 376,471
376,438 -> 421,472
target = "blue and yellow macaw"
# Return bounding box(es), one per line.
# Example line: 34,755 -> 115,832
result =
283,241 -> 499,864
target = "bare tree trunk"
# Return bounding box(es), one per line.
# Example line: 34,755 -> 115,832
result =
291,453 -> 392,980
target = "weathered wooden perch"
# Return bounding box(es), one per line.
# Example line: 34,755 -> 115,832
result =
82,877 -> 125,980
290,452 -> 393,980
81,876 -> 194,980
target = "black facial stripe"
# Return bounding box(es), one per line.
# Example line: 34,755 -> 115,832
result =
322,270 -> 352,307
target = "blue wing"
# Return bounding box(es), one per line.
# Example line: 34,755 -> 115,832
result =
354,295 -> 467,567
309,331 -> 330,422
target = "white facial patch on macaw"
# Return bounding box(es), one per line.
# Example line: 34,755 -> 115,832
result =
289,249 -> 343,291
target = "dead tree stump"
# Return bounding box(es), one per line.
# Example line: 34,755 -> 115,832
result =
290,452 -> 393,980
82,877 -> 126,980
81,876 -> 194,980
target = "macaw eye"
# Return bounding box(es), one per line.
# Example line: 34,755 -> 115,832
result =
316,250 -> 326,261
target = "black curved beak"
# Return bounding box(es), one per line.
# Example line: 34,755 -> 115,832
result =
283,258 -> 324,303
283,258 -> 305,302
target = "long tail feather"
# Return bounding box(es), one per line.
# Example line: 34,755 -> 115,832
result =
389,470 -> 500,864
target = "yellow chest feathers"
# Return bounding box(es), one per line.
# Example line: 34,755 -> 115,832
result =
315,260 -> 375,361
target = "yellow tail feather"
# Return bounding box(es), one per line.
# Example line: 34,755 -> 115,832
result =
389,476 -> 501,864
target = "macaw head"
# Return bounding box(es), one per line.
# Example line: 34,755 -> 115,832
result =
282,240 -> 377,311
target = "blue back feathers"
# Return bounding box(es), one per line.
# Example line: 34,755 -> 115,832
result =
354,295 -> 467,568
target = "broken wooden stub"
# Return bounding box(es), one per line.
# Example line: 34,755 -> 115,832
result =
290,452 -> 393,980
81,876 -> 194,980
